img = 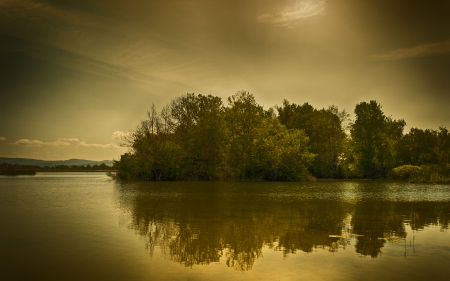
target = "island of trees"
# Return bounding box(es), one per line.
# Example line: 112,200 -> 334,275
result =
112,91 -> 450,183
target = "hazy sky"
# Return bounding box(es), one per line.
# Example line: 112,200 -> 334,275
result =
1,0 -> 450,160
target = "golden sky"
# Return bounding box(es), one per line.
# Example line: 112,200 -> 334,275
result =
1,0 -> 450,160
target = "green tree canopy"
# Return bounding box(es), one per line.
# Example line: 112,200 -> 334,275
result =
351,100 -> 405,178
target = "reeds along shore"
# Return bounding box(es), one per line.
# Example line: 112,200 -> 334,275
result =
0,169 -> 36,176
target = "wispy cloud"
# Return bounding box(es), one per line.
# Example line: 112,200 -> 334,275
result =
12,137 -> 122,149
112,131 -> 132,141
14,138 -> 72,147
368,41 -> 450,61
258,0 -> 326,27
58,138 -> 80,142
0,0 -> 168,84
77,141 -> 121,149
0,137 -> 6,141
0,0 -> 247,95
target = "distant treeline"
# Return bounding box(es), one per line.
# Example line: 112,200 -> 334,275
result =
112,91 -> 450,182
0,163 -> 115,171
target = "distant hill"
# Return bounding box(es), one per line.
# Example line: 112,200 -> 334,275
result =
0,157 -> 114,167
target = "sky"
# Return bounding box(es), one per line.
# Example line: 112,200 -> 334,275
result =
1,0 -> 450,161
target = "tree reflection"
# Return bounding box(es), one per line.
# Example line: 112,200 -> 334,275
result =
275,202 -> 350,255
114,182 -> 450,270
169,222 -> 222,267
351,202 -> 402,257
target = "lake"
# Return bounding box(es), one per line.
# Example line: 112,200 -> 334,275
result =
1,173 -> 450,280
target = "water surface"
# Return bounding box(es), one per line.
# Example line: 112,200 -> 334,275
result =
1,173 -> 450,280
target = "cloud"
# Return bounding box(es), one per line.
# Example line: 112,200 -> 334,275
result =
57,138 -> 80,142
0,137 -> 5,141
258,0 -> 326,27
77,141 -> 121,149
12,137 -> 122,149
13,138 -> 71,147
0,0 -> 248,96
368,41 -> 450,61
112,131 -> 132,140
0,0 -> 168,84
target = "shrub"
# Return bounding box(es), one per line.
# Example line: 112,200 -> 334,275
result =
410,164 -> 450,184
388,165 -> 422,181
390,164 -> 450,183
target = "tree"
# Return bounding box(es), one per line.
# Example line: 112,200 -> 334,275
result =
224,91 -> 265,179
119,103 -> 183,180
351,100 -> 405,178
436,126 -> 450,165
255,117 -> 315,181
277,100 -> 347,178
168,93 -> 226,179
398,126 -> 450,166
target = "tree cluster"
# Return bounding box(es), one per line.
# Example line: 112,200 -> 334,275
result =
114,91 -> 450,181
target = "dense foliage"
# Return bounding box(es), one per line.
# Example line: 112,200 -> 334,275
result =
113,92 -> 450,182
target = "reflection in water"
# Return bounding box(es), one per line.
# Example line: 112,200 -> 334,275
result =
115,181 -> 450,270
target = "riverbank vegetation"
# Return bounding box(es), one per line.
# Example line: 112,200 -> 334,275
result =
0,169 -> 36,175
112,91 -> 450,182
388,164 -> 450,184
0,163 -> 115,173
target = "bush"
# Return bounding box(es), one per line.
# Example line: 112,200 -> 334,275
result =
388,165 -> 422,180
410,164 -> 450,184
389,164 -> 450,183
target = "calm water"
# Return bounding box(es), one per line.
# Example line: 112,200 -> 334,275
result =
1,173 -> 450,280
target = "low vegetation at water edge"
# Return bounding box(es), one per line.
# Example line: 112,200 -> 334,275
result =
389,164 -> 450,184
